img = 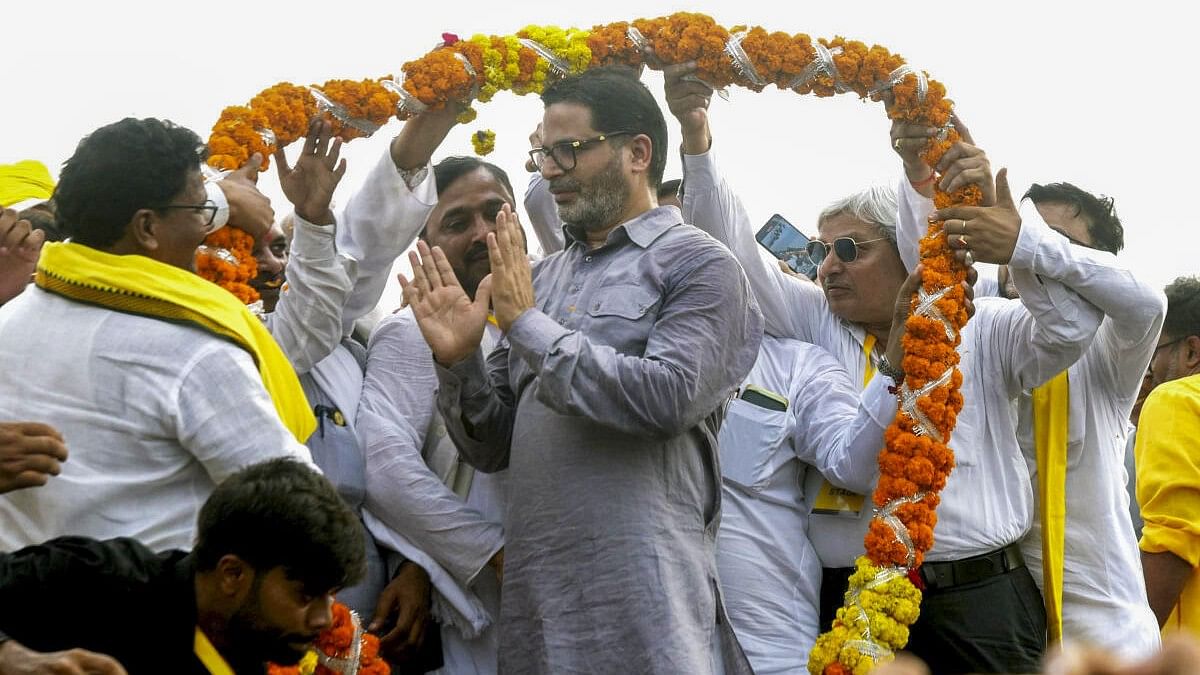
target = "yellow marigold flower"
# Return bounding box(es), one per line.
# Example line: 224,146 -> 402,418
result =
472,129 -> 496,156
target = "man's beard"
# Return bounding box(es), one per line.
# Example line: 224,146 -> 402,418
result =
552,152 -> 629,232
224,586 -> 317,667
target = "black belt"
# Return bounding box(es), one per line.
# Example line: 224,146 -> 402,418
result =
918,542 -> 1025,592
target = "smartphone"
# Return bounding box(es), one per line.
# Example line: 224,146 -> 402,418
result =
755,213 -> 818,279
740,384 -> 789,412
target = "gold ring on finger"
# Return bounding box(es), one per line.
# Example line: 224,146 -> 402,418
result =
894,138 -> 903,151
964,249 -> 975,266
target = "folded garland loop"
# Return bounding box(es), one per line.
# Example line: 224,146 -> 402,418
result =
878,492 -> 929,568
196,245 -> 237,266
845,638 -> 893,663
308,87 -> 381,137
726,30 -> 768,88
916,285 -> 957,341
626,25 -> 649,51
900,367 -> 955,442
868,64 -> 929,104
788,42 -> 848,93
453,52 -> 481,100
518,38 -> 571,78
381,76 -> 429,116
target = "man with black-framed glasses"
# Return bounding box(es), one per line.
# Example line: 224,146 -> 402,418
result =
403,65 -> 763,674
1136,276 -> 1200,639
0,117 -> 320,555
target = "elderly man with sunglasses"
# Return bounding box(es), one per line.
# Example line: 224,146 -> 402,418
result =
664,62 -> 1106,673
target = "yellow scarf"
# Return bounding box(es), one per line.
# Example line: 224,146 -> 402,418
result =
0,159 -> 55,207
35,242 -> 316,443
1033,369 -> 1070,643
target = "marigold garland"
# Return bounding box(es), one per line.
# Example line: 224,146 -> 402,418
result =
206,18 -> 977,672
267,602 -> 389,675
195,226 -> 258,304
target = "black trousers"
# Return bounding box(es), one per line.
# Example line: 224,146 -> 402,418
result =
818,565 -> 1046,675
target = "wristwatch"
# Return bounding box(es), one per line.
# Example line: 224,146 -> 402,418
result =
877,355 -> 905,383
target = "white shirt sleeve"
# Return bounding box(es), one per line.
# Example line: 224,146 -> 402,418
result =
896,176 -> 1106,392
175,342 -> 315,483
263,215 -> 355,375
789,349 -> 896,494
356,312 -> 504,585
1009,202 -> 1166,395
336,149 -> 438,335
681,149 -> 833,344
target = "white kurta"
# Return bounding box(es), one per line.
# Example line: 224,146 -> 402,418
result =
0,289 -> 313,552
984,193 -> 1163,659
716,334 -> 898,674
361,312 -> 506,675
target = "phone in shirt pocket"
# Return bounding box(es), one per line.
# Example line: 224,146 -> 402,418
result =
740,384 -> 788,411
719,385 -> 791,492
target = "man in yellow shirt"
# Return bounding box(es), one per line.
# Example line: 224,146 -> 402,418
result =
1138,275 -> 1200,636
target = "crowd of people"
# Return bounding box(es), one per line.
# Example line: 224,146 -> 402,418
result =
0,60 -> 1198,675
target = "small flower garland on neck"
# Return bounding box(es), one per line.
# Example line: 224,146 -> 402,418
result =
203,19 -> 978,673
267,602 -> 388,675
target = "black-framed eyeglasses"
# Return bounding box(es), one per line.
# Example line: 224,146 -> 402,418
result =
157,200 -> 219,230
1153,337 -> 1186,357
528,131 -> 634,172
806,236 -> 889,265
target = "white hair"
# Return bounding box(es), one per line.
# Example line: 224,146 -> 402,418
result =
817,185 -> 898,246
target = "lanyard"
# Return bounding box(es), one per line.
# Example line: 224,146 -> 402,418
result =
862,334 -> 877,388
194,628 -> 236,675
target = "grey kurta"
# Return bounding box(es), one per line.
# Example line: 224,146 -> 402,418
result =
435,206 -> 763,674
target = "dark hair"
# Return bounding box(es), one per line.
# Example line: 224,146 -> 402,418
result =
1023,182 -> 1124,254
420,156 -> 516,240
193,458 -> 366,593
541,65 -> 668,189
54,118 -> 207,248
433,156 -> 515,201
658,179 -> 682,201
1163,276 -> 1200,340
18,201 -> 66,242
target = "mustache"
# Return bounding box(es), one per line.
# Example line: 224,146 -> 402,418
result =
252,271 -> 286,289
549,177 -> 581,193
465,242 -> 489,262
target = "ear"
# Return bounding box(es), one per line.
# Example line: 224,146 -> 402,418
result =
214,554 -> 255,599
1184,335 -> 1200,370
627,134 -> 654,177
128,208 -> 161,252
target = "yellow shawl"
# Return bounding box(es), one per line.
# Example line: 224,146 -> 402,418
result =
1033,370 -> 1070,643
35,242 -> 316,443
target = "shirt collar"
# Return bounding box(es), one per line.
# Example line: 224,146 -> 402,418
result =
561,205 -> 681,250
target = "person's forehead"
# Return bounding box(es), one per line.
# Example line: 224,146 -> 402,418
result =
817,212 -> 878,239
541,102 -> 598,143
435,169 -> 512,213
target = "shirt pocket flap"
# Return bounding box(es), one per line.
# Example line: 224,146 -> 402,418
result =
585,286 -> 660,320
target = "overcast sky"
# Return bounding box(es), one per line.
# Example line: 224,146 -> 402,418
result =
6,0 -> 1195,310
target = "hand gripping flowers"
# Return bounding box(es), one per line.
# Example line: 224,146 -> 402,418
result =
203,19 -> 976,673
